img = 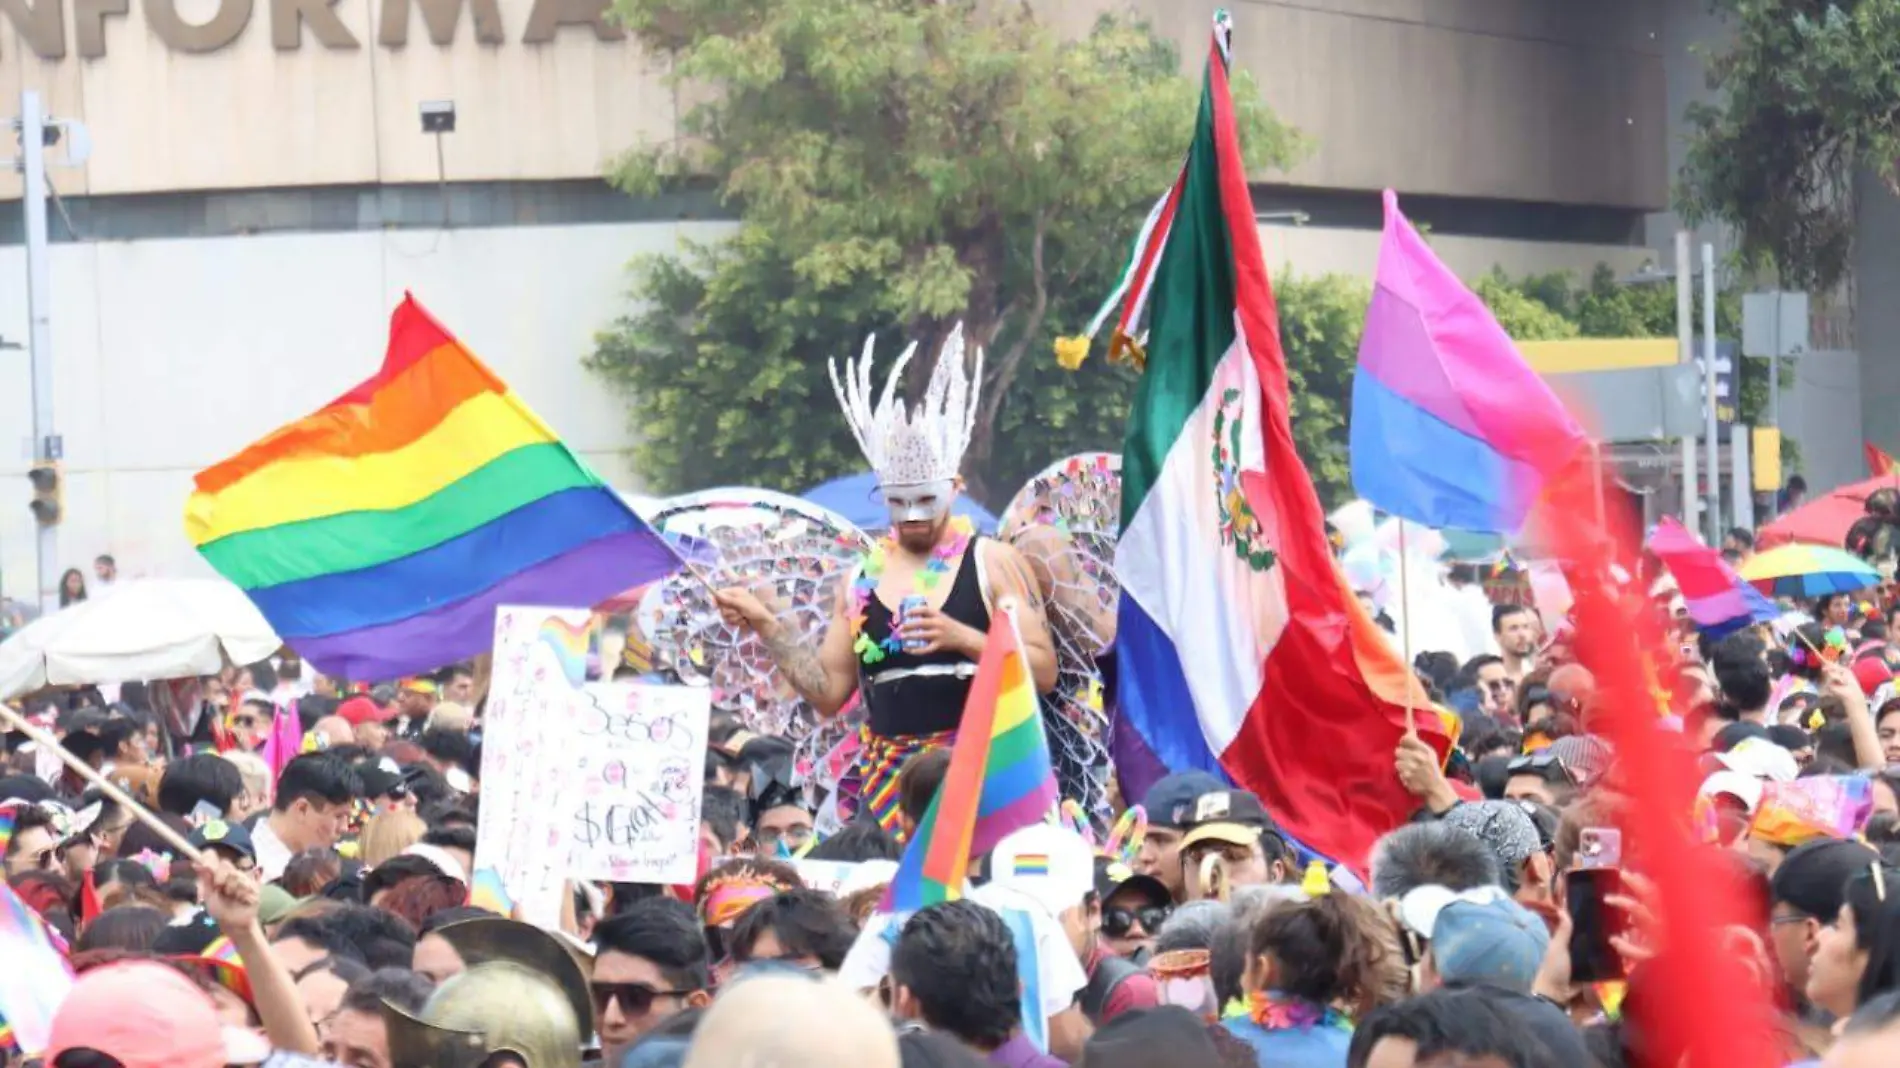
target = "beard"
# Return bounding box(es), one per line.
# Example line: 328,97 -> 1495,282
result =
892,517 -> 948,554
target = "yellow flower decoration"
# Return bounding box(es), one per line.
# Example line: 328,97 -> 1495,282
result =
1301,860 -> 1331,897
1053,336 -> 1090,371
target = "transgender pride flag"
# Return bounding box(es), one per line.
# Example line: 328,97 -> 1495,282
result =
1113,13 -> 1451,873
1350,191 -> 1586,534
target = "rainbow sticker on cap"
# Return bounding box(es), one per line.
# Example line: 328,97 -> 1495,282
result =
1013,853 -> 1051,877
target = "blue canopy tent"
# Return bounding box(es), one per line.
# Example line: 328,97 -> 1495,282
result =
800,470 -> 999,533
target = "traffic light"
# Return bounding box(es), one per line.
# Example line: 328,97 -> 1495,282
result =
27,462 -> 59,525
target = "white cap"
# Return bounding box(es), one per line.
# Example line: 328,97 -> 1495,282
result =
1699,770 -> 1765,813
1716,737 -> 1799,783
986,823 -> 1095,918
400,843 -> 469,884
1395,884 -> 1513,939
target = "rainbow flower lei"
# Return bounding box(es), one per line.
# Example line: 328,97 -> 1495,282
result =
851,516 -> 975,665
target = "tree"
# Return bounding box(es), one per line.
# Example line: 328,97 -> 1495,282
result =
590,2 -> 1301,503
1678,0 -> 1900,292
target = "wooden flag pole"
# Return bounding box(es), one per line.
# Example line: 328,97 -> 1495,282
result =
0,703 -> 207,865
1397,518 -> 1417,736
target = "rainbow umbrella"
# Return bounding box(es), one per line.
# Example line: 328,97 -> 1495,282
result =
1739,544 -> 1881,599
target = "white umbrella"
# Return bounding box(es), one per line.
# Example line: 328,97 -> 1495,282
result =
0,578 -> 282,698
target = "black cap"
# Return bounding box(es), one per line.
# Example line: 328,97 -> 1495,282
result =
1766,724 -> 1813,752
1092,855 -> 1170,906
1774,838 -> 1882,922
1140,771 -> 1228,830
1712,721 -> 1773,753
352,757 -> 406,799
1181,789 -> 1272,831
188,817 -> 256,862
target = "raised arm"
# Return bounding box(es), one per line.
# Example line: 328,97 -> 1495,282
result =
714,581 -> 859,717
985,541 -> 1060,694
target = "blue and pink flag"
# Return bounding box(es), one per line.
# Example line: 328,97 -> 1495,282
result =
1350,190 -> 1586,534
1646,517 -> 1778,639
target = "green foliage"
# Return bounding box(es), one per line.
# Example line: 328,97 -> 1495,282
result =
1273,272 -> 1370,505
1678,0 -> 1900,291
591,1 -> 1302,502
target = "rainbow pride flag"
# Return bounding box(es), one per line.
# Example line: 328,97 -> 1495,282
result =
186,295 -> 685,679
882,612 -> 1058,913
469,867 -> 515,917
0,880 -> 73,1054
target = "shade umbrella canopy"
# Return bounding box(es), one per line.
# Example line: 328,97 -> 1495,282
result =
0,578 -> 283,699
799,470 -> 998,533
1758,473 -> 1900,550
1738,544 -> 1882,600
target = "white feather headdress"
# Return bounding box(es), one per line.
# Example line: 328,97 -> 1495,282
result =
829,324 -> 984,488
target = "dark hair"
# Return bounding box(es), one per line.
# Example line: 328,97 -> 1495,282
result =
729,890 -> 858,971
1347,987 -> 1556,1068
1845,866 -> 1900,1009
1725,526 -> 1756,550
420,824 -> 476,855
378,877 -> 469,931
1414,651 -> 1460,695
891,900 -> 1020,1050
274,753 -> 362,812
1369,823 -> 1501,899
4,804 -> 58,858
594,897 -> 712,991
400,764 -> 452,810
157,753 -> 243,817
1248,894 -> 1386,1007
75,905 -> 168,954
247,661 -> 280,696
419,728 -> 474,770
1491,604 -> 1533,633
1865,621 -> 1891,644
419,906 -> 489,936
699,786 -> 748,851
275,913 -> 367,963
91,858 -> 158,899
282,848 -> 345,898
420,800 -> 477,831
805,821 -> 900,863
898,749 -> 952,826
0,774 -> 56,805
297,954 -> 372,988
363,855 -> 448,903
340,967 -> 435,1016
96,718 -> 143,759
1457,654 -> 1504,689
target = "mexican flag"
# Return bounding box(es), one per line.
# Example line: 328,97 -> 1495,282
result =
1113,13 -> 1452,871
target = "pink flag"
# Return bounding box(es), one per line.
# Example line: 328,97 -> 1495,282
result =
257,702 -> 302,799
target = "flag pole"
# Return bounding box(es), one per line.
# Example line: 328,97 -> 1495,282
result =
0,703 -> 207,865
1397,518 -> 1416,736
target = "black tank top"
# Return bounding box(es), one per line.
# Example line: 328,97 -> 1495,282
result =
859,538 -> 992,738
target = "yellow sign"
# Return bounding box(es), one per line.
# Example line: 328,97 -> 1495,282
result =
1517,338 -> 1678,375
1753,427 -> 1782,491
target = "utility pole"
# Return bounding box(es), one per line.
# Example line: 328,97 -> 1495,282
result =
1675,231 -> 1696,530
13,91 -> 88,613
1702,242 -> 1721,544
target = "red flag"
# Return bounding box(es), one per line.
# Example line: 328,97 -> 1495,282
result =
79,868 -> 102,927
1544,460 -> 1780,1065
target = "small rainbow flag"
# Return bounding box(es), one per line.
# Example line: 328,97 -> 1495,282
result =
0,880 -> 73,1055
882,612 -> 1059,913
1012,854 -> 1051,877
469,867 -> 514,917
186,295 -> 686,680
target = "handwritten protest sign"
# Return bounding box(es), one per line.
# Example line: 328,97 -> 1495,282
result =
475,605 -> 592,929
571,684 -> 710,885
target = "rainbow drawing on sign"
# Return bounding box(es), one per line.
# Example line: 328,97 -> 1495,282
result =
538,616 -> 595,685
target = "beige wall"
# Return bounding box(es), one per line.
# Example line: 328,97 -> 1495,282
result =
0,0 -> 1665,211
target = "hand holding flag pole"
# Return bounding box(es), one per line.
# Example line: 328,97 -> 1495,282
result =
0,703 -> 207,866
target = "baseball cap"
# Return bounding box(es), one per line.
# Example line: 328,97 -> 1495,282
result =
1178,790 -> 1273,851
353,756 -> 407,798
987,823 -> 1096,917
257,883 -> 306,926
1773,838 -> 1882,922
188,818 -> 256,863
1711,721 -> 1772,752
1439,801 -> 1541,870
1699,769 -> 1765,813
45,960 -> 265,1068
1141,771 -> 1228,830
338,695 -> 397,726
1093,856 -> 1170,908
1855,655 -> 1894,697
1716,737 -> 1799,783
1546,735 -> 1613,787
1398,884 -> 1549,993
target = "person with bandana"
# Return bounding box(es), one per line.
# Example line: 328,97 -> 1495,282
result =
716,326 -> 1057,834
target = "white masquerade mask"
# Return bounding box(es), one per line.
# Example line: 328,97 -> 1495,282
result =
883,480 -> 954,524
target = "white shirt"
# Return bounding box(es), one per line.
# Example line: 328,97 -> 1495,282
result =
838,884 -> 1087,1024
252,818 -> 293,882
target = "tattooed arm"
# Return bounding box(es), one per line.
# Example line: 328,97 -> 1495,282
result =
984,540 -> 1061,694
716,580 -> 859,717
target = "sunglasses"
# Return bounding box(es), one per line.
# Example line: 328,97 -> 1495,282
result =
591,981 -> 697,1018
1101,904 -> 1170,938
1506,753 -> 1575,784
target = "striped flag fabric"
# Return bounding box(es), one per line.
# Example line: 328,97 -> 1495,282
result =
881,611 -> 1058,913
185,295 -> 685,680
1646,517 -> 1777,639
1350,190 -> 1586,534
0,879 -> 73,1055
1111,12 -> 1452,874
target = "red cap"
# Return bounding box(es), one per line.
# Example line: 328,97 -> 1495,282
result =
1854,655 -> 1893,698
337,696 -> 396,726
47,962 -> 228,1068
